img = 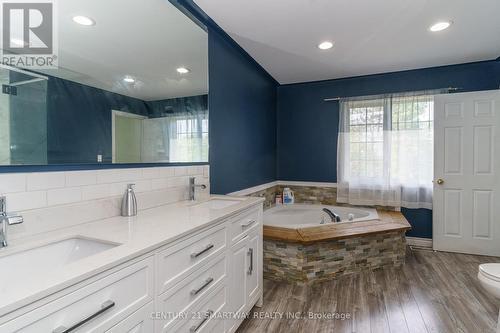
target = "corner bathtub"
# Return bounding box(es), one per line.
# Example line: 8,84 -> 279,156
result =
262,204 -> 410,283
263,204 -> 378,229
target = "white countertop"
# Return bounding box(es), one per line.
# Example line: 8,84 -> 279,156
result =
0,195 -> 263,317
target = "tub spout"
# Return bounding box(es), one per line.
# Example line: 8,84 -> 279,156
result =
322,208 -> 341,223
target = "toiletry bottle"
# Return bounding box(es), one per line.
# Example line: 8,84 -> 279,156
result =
283,187 -> 295,205
121,184 -> 137,217
275,193 -> 283,205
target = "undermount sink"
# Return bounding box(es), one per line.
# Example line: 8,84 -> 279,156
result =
0,237 -> 118,287
194,198 -> 243,210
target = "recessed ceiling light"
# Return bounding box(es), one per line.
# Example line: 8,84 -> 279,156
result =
123,76 -> 135,83
72,15 -> 95,26
176,67 -> 190,74
429,21 -> 451,32
318,41 -> 334,50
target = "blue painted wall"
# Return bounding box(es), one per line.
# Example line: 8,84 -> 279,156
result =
208,30 -> 278,194
277,60 -> 500,238
47,76 -> 150,164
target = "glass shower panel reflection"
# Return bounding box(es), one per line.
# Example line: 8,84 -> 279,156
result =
0,67 -> 48,165
0,69 -> 9,165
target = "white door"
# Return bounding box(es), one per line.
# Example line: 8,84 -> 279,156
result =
434,90 -> 500,256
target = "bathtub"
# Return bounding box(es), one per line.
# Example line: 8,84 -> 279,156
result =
262,204 -> 409,283
263,204 -> 378,229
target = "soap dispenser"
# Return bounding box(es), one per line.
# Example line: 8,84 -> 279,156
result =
121,184 -> 137,217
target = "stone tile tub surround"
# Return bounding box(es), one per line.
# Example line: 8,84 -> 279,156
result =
0,165 -> 209,242
264,230 -> 407,283
263,209 -> 410,283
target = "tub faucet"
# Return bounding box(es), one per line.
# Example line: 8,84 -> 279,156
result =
0,196 -> 24,248
189,177 -> 207,201
322,208 -> 341,223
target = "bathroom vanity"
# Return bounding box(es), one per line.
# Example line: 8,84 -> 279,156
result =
0,196 -> 263,333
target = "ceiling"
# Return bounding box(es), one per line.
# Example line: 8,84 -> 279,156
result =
194,0 -> 500,84
41,0 -> 208,101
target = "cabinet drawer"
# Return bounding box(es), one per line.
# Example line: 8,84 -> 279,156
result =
1,257 -> 154,333
161,284 -> 227,333
105,301 -> 154,333
156,224 -> 226,295
156,255 -> 226,328
229,206 -> 261,244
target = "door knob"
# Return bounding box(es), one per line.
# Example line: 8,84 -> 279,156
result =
436,178 -> 444,185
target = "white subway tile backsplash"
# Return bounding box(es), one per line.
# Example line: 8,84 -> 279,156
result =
159,167 -> 175,178
141,167 -> 161,179
168,176 -> 190,188
151,178 -> 169,190
27,172 -> 65,191
174,166 -> 187,177
0,173 -> 26,194
47,187 -> 83,206
97,168 -> 142,183
65,170 -> 97,187
7,191 -> 47,211
188,166 -> 203,176
2,165 -> 209,241
110,180 -> 152,195
109,182 -> 129,196
133,179 -> 152,193
136,187 -> 187,210
81,184 -> 111,201
10,197 -> 121,241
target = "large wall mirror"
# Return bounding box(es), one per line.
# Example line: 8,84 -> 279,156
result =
0,0 -> 208,166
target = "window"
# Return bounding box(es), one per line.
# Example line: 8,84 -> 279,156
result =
348,100 -> 385,180
169,114 -> 209,162
337,93 -> 434,209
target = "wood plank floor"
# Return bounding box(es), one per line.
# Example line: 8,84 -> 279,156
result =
237,247 -> 500,333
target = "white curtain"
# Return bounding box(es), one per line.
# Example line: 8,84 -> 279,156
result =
337,91 -> 438,209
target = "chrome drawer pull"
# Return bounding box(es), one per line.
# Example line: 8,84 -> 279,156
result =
241,219 -> 256,228
191,277 -> 214,295
53,300 -> 115,333
190,309 -> 214,332
247,248 -> 254,275
191,244 -> 214,258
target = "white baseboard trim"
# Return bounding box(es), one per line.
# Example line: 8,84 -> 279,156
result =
406,237 -> 433,248
228,180 -> 338,196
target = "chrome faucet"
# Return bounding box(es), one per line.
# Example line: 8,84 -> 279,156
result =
189,177 -> 207,201
322,208 -> 341,223
0,196 -> 24,248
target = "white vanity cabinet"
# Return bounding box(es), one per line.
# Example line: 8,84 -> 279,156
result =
105,302 -> 155,333
226,206 -> 263,333
0,201 -> 263,333
0,256 -> 155,333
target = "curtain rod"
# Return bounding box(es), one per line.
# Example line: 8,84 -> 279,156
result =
323,87 -> 461,102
